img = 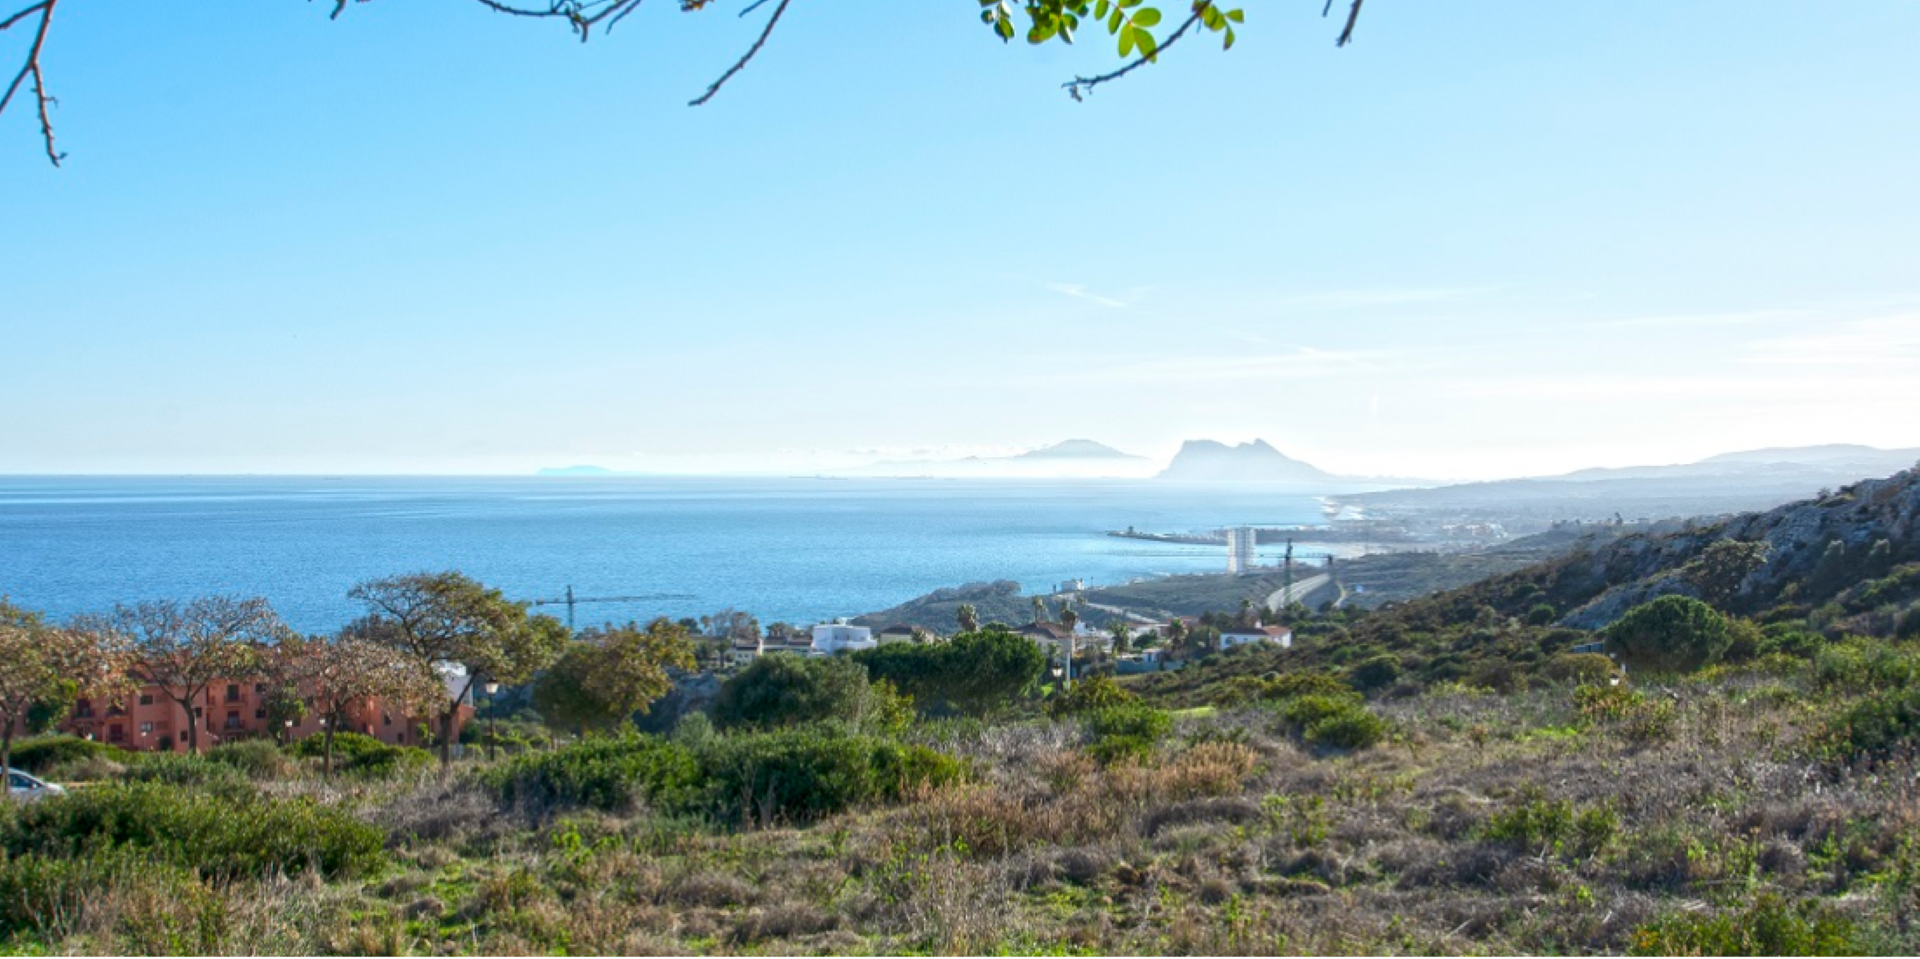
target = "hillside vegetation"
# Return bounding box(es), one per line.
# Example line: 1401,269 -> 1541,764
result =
7,469 -> 1920,955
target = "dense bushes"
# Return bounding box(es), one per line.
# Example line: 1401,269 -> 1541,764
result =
482,734 -> 699,814
1083,704 -> 1173,764
1046,674 -> 1138,718
1480,793 -> 1617,859
856,628 -> 1047,716
1605,595 -> 1731,673
1829,685 -> 1920,763
0,847 -> 220,944
206,740 -> 294,779
483,726 -> 963,825
287,731 -> 433,778
1627,893 -> 1865,956
0,782 -> 384,880
701,726 -> 963,826
1270,691 -> 1387,751
119,754 -> 252,794
1301,707 -> 1386,750
6,736 -> 133,775
713,655 -> 895,731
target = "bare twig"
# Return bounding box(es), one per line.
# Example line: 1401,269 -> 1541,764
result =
1062,6 -> 1205,102
1337,0 -> 1365,47
688,0 -> 791,107
1,0 -> 60,166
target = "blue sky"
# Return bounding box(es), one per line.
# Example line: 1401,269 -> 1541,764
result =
3,1 -> 1917,478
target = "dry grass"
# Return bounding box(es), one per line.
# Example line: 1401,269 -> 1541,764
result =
11,665 -> 1920,954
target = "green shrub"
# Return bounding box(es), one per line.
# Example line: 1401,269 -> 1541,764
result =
1347,654 -> 1401,691
1045,674 -> 1138,718
0,782 -> 384,880
1605,595 -> 1731,673
481,734 -> 700,815
482,726 -> 963,825
1812,638 -> 1918,694
287,731 -> 433,778
6,736 -> 134,775
1759,626 -> 1825,659
712,655 -> 886,731
1482,795 -> 1616,858
0,847 -> 221,944
1304,709 -> 1385,750
120,754 -> 253,795
1628,893 -> 1864,956
1830,686 -> 1920,762
1541,652 -> 1617,685
1571,684 -> 1677,745
1274,692 -> 1363,730
856,627 -> 1047,716
700,724 -> 963,825
1083,703 -> 1173,765
206,740 -> 292,780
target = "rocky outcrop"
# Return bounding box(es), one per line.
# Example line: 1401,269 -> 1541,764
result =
1557,468 -> 1920,630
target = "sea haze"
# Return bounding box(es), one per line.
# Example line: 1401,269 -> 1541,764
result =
0,476 -> 1328,632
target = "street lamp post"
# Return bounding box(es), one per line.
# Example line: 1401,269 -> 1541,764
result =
483,680 -> 500,762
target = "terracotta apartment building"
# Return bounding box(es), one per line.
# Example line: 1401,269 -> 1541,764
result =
59,679 -> 468,753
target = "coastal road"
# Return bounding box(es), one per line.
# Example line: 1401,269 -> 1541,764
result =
1266,573 -> 1332,612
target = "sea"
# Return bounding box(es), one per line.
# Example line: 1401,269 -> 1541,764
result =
0,476 -> 1331,633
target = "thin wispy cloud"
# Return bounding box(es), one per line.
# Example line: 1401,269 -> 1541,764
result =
1267,287 -> 1502,311
1045,283 -> 1132,309
1737,315 -> 1920,369
1033,346 -> 1412,387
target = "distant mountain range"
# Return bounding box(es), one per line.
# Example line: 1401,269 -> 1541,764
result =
1555,444 -> 1920,483
832,439 -> 1153,478
1343,444 -> 1920,527
537,442 -> 1919,498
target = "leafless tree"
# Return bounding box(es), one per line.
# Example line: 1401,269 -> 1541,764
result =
3,1 -> 1367,166
274,633 -> 446,777
74,596 -> 288,754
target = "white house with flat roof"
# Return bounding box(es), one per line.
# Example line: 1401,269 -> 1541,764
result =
811,621 -> 876,655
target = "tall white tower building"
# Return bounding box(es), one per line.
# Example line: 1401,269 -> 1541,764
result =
1226,526 -> 1257,573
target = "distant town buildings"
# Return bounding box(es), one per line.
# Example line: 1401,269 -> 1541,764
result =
50,677 -> 465,754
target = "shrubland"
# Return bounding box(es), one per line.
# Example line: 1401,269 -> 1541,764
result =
5,470 -> 1920,953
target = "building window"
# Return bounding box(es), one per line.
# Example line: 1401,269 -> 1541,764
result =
139,722 -> 154,736
107,725 -> 125,742
226,684 -> 241,703
254,683 -> 267,695
254,708 -> 266,719
382,714 -> 391,727
225,711 -> 241,730
193,707 -> 202,719
139,693 -> 154,706
75,699 -> 94,718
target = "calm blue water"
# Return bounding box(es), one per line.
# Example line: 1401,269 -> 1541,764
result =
0,476 -> 1328,632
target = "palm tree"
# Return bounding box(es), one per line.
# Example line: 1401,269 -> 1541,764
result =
1166,619 -> 1189,662
1108,620 -> 1133,655
956,603 -> 979,634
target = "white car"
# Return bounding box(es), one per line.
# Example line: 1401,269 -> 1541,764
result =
5,768 -> 66,802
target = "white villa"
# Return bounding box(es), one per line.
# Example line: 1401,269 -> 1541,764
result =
1220,625 -> 1293,650
810,621 -> 877,655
